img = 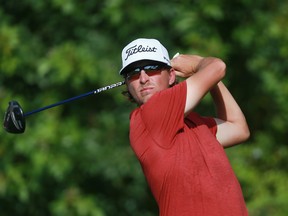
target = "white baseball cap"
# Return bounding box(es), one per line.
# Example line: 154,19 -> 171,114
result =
119,38 -> 171,75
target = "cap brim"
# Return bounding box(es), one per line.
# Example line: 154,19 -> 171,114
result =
120,60 -> 170,76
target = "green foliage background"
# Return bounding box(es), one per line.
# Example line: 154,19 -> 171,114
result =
1,0 -> 287,215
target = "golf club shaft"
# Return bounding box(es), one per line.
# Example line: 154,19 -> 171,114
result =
24,81 -> 125,117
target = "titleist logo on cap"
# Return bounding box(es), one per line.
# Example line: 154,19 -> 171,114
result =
124,44 -> 157,60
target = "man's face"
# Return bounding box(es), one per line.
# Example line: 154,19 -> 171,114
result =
125,62 -> 176,105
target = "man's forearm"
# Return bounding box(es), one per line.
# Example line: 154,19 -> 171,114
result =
210,81 -> 250,147
210,81 -> 242,121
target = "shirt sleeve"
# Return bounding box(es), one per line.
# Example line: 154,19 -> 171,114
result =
185,112 -> 217,137
202,116 -> 217,136
139,81 -> 187,148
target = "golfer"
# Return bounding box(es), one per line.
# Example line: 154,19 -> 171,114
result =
119,38 -> 250,216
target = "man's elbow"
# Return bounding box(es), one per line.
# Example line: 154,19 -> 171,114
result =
244,125 -> 251,140
239,124 -> 251,143
224,124 -> 250,148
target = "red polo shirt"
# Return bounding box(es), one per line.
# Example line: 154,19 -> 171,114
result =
129,81 -> 248,216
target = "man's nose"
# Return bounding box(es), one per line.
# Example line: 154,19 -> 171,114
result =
139,70 -> 149,83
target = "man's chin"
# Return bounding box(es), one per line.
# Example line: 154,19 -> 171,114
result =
142,94 -> 154,104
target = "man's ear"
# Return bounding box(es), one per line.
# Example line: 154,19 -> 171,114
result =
168,68 -> 176,86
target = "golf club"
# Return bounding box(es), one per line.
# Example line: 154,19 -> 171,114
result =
3,81 -> 125,134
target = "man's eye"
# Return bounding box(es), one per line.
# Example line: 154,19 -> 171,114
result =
127,73 -> 140,80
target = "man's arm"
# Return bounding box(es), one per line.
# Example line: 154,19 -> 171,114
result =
171,54 -> 226,114
210,82 -> 250,147
171,54 -> 250,147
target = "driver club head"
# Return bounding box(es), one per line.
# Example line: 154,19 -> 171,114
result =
3,101 -> 26,134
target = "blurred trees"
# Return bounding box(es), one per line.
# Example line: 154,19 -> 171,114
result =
0,0 -> 287,215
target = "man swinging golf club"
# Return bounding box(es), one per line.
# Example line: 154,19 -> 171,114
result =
119,38 -> 250,216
